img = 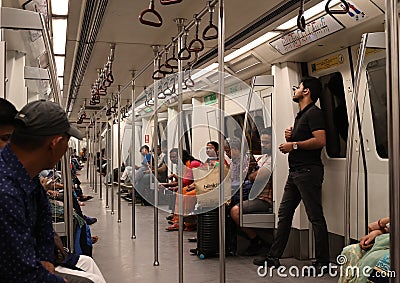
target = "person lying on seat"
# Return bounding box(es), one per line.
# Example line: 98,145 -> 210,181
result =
338,217 -> 390,283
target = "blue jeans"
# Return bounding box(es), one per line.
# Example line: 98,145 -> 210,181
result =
269,166 -> 329,263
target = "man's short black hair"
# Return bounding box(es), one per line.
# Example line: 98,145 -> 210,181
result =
301,77 -> 322,102
207,141 -> 219,152
260,127 -> 272,136
0,98 -> 17,126
10,131 -> 54,150
140,145 -> 149,152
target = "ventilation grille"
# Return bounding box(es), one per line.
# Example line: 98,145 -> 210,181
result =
227,54 -> 262,73
66,0 -> 109,115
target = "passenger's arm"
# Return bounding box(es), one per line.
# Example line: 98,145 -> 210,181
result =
248,166 -> 272,197
368,217 -> 390,232
359,229 -> 384,250
279,130 -> 326,153
35,186 -> 56,263
285,126 -> 293,142
157,162 -> 167,174
0,188 -> 65,282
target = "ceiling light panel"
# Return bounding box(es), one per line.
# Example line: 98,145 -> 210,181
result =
55,56 -> 65,76
52,18 -> 67,54
51,0 -> 69,16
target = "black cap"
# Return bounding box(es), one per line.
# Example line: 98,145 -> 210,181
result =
14,100 -> 84,140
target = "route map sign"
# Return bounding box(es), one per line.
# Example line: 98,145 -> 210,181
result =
270,16 -> 344,55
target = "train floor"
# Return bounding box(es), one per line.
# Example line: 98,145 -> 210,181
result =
80,169 -> 339,283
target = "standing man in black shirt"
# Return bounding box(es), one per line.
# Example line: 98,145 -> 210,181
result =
254,77 -> 329,274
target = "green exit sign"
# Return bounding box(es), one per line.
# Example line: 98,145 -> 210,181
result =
204,93 -> 217,105
144,107 -> 152,113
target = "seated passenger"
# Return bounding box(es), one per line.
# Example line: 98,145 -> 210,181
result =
120,145 -> 151,184
338,217 -> 390,283
204,141 -> 219,167
0,100 -> 83,282
228,139 -> 251,206
165,148 -> 202,231
230,128 -> 273,256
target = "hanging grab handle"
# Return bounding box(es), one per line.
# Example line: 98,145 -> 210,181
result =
297,0 -> 306,32
139,0 -> 162,27
188,15 -> 204,52
160,0 -> 182,5
178,29 -> 191,61
325,0 -> 349,15
202,1 -> 218,40
159,47 -> 174,75
152,54 -> 165,80
166,38 -> 179,69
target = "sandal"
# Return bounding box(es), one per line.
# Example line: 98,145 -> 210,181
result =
165,223 -> 186,231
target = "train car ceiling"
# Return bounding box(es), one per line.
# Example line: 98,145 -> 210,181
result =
1,0 -> 386,126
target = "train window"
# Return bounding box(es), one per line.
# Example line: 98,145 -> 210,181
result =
225,109 -> 264,155
366,58 -> 388,158
319,72 -> 348,158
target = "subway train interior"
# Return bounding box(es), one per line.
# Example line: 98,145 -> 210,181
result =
1,0 -> 400,282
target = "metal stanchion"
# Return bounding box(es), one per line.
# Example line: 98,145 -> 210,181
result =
106,121 -> 110,209
94,117 -> 98,194
111,114 -> 115,215
175,17 -> 185,283
92,123 -> 96,192
152,46 -> 160,266
61,148 -> 74,251
385,0 -> 400,279
117,85 -> 122,223
131,70 -> 137,239
86,126 -> 90,181
99,114 -> 103,199
217,0 -> 226,282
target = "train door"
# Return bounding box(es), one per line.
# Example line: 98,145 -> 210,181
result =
308,50 -> 354,250
350,42 -> 388,238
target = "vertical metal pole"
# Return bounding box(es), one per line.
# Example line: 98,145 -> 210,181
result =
152,46 -> 160,266
99,114 -> 103,200
61,148 -> 74,251
344,34 -> 368,246
385,1 -> 400,280
94,116 -> 98,194
111,114 -> 115,215
175,17 -> 185,283
89,126 -> 93,189
105,121 -> 110,209
117,85 -> 122,223
92,124 -> 96,192
86,127 -> 90,181
217,0 -> 226,282
131,70 -> 137,239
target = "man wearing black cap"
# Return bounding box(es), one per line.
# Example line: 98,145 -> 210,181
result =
0,100 -> 83,282
254,77 -> 330,275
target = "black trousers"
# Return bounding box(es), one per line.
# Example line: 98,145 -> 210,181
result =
269,165 -> 329,262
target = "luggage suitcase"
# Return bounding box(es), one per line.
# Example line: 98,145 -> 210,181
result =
195,207 -> 219,258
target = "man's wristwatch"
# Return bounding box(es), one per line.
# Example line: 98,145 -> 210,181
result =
292,142 -> 298,150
